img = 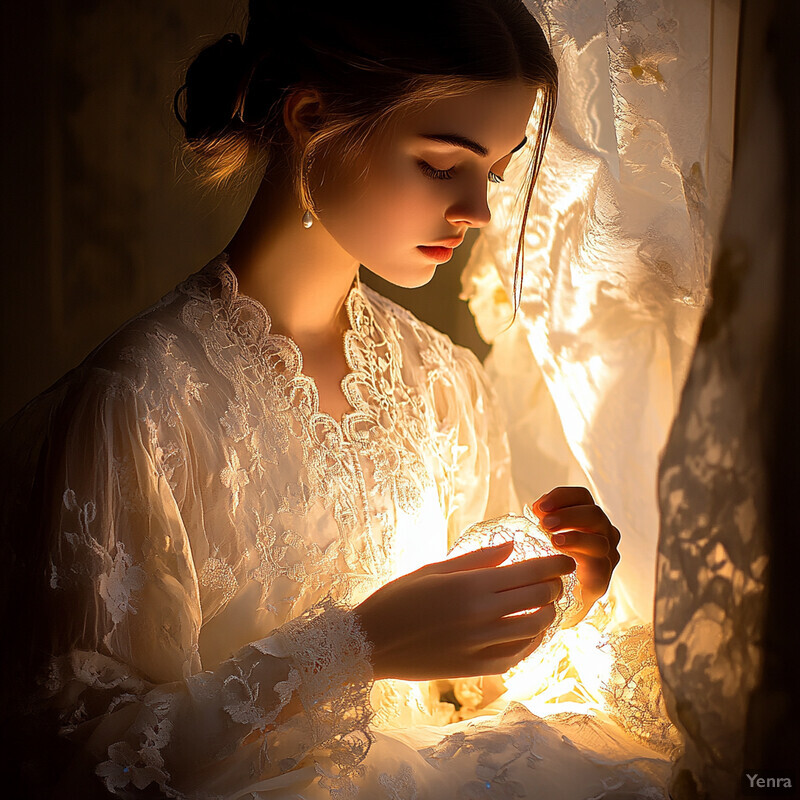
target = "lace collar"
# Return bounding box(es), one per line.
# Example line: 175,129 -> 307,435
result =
186,252 -> 374,424
176,252 -> 429,522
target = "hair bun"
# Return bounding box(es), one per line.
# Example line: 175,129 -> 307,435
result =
180,32 -> 252,140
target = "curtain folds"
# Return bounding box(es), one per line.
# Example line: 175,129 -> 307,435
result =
463,0 -> 740,626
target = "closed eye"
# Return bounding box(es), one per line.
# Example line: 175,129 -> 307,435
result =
418,160 -> 505,184
418,160 -> 455,180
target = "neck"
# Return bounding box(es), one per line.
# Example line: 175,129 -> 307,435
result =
224,167 -> 360,341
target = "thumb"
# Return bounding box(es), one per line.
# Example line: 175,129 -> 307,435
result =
427,540 -> 514,575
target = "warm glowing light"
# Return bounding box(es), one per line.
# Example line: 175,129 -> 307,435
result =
444,510 -> 656,738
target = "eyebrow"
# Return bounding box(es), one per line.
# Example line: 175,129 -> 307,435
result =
419,133 -> 528,158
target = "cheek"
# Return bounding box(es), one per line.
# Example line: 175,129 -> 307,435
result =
362,183 -> 431,242
323,159 -> 440,253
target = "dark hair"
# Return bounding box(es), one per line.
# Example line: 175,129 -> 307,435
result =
173,0 -> 558,302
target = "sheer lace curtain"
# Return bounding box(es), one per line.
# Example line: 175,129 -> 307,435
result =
463,0 -> 740,627
655,63 -> 779,798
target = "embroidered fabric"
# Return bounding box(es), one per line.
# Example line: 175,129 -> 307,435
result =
599,624 -> 682,760
418,702 -> 671,799
460,3 -> 772,796
1,253 -> 672,798
6,372 -> 379,797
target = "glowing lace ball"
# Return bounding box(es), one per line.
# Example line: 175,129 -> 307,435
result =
448,508 -> 579,649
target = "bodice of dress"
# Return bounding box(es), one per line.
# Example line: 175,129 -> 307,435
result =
1,252 -> 516,798
131,253 -> 514,664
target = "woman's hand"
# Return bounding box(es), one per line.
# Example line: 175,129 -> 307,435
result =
354,542 -> 576,681
528,486 -> 621,624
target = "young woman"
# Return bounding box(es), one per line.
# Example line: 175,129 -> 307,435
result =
1,0 -> 671,796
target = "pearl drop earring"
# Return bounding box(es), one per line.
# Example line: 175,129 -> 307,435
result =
301,146 -> 317,229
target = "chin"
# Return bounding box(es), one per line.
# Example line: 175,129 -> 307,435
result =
365,264 -> 437,290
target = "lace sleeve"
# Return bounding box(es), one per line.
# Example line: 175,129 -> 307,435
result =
20,369 -> 374,798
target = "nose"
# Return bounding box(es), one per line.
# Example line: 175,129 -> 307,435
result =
444,185 -> 492,230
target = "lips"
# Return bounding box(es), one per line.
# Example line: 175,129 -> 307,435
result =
429,237 -> 465,248
417,245 -> 455,262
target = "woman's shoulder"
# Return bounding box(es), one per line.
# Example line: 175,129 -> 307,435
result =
6,260 -> 223,435
74,257 -> 232,392
75,296 -> 198,399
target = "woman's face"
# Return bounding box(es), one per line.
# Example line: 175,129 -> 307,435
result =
310,80 -> 537,288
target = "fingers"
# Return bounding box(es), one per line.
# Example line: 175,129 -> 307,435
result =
489,578 -> 563,618
487,554 -> 575,591
539,503 -> 611,534
427,541 -> 514,575
481,602 -> 557,648
534,486 -> 594,513
535,499 -> 620,560
548,530 -> 611,557
468,606 -> 556,674
516,628 -> 549,661
473,635 -> 542,671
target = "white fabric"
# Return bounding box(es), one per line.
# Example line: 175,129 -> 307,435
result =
2,254 -> 672,797
463,0 -> 739,624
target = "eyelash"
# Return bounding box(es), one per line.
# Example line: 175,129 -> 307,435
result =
418,160 -> 504,184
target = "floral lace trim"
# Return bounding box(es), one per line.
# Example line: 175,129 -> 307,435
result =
422,702 -> 670,799
95,700 -> 176,796
252,598 -> 375,780
378,763 -> 418,800
599,623 -> 683,759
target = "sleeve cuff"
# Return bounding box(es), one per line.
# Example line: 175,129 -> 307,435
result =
251,598 -> 375,777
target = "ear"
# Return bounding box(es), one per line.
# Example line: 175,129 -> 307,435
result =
282,87 -> 326,150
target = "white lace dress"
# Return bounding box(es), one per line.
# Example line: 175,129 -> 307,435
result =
1,253 -> 671,798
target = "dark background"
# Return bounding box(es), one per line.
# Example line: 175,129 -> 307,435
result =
0,0 -> 487,425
